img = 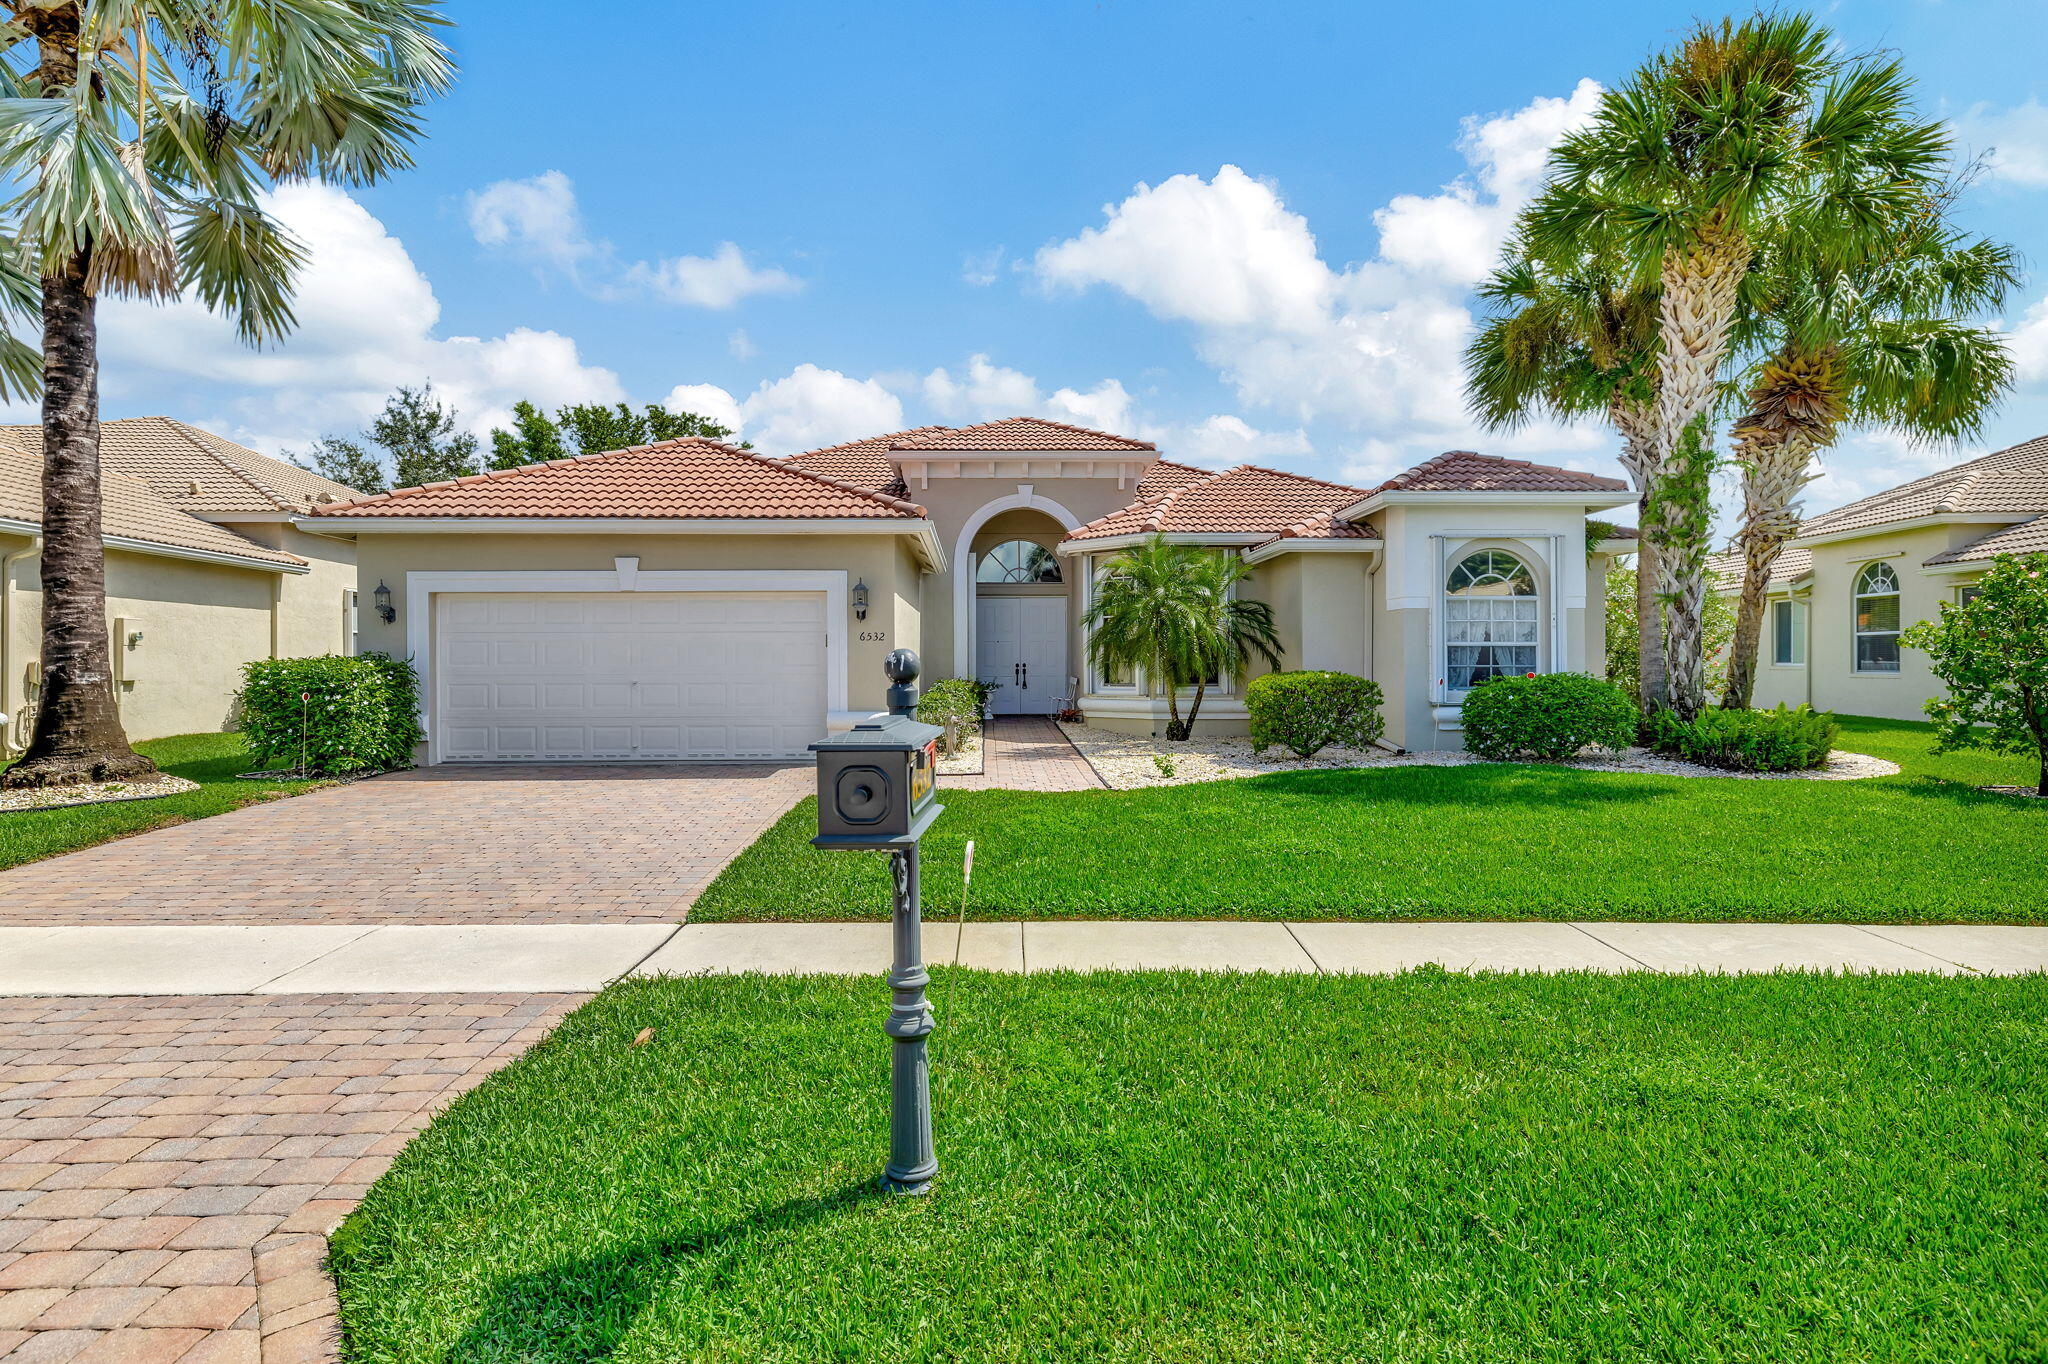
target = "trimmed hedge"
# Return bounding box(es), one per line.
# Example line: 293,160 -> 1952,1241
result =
236,653 -> 423,776
1247,670 -> 1385,758
917,677 -> 990,754
1461,672 -> 1638,761
1644,704 -> 1838,773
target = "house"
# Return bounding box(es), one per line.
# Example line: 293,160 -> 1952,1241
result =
1717,433 -> 2048,723
305,416 -> 1635,762
0,417 -> 362,752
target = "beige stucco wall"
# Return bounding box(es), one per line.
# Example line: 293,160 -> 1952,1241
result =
1744,522 -> 1995,723
346,530 -> 928,717
224,522 -> 359,658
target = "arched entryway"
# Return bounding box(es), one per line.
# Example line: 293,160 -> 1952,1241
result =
971,508 -> 1072,714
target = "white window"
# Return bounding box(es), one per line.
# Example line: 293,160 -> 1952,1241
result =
1957,584 -> 1982,607
1771,598 -> 1805,666
976,540 -> 1062,584
1445,549 -> 1539,692
345,589 -> 359,656
1852,561 -> 1901,674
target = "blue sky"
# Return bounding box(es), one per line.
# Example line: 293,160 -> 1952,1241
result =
76,0 -> 2048,517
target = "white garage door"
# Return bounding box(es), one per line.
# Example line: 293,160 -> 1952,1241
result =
435,592 -> 826,761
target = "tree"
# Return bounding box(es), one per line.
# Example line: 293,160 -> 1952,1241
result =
372,385 -> 478,488
1900,553 -> 2048,797
0,1 -> 452,790
1720,210 -> 2017,707
487,400 -> 567,470
298,436 -> 388,495
487,400 -> 743,470
1081,536 -> 1281,741
1521,14 -> 1947,717
1605,562 -> 1735,695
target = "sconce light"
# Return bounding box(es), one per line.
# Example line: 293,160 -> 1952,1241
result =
852,578 -> 869,621
373,581 -> 395,623
127,631 -> 144,649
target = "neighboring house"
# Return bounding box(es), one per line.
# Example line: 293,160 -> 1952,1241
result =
0,417 -> 363,751
1715,433 -> 2048,723
310,416 -> 1632,763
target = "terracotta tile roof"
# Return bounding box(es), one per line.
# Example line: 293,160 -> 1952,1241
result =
892,417 -> 1156,451
0,444 -> 306,568
311,438 -> 926,520
0,416 -> 362,514
1134,459 -> 1213,496
1799,435 -> 2048,539
1371,449 -> 1629,494
1925,515 -> 2048,565
1064,465 -> 1374,543
781,427 -> 952,496
1710,545 -> 1812,592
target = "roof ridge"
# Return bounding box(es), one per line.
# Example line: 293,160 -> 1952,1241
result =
891,415 -> 1156,450
1137,470 -> 1228,531
321,439 -> 711,511
730,445 -> 927,517
151,417 -> 296,511
788,426 -> 953,459
1229,462 -> 1372,496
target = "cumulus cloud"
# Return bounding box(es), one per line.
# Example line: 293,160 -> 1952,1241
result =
2008,294 -> 2048,386
101,183 -> 622,451
1951,98 -> 2048,188
664,364 -> 904,453
1032,82 -> 1606,471
469,170 -> 801,310
920,352 -> 1135,431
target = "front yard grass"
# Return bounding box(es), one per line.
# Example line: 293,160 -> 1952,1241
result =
691,714 -> 2045,924
331,970 -> 2048,1362
0,732 -> 325,871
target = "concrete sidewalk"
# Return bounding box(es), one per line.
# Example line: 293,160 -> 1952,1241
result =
3,921 -> 2045,994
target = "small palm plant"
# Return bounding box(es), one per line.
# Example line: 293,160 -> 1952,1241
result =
1082,537 -> 1282,740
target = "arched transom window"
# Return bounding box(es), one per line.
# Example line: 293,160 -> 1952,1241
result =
1445,549 -> 1538,692
977,540 -> 1062,584
1852,560 -> 1901,673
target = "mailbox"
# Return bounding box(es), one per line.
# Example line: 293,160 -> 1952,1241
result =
810,652 -> 943,848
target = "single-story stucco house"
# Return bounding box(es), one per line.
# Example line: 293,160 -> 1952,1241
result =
303,416 -> 1635,763
1715,432 -> 2047,723
0,417 -> 362,752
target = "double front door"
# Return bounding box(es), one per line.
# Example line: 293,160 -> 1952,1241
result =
976,596 -> 1067,715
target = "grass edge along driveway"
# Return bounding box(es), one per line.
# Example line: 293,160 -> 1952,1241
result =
330,970 -> 2048,1363
690,715 -> 2047,925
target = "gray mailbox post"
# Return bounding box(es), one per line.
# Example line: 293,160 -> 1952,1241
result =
810,649 -> 944,1193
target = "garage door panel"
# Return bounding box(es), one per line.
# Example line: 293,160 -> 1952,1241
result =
437,591 -> 825,762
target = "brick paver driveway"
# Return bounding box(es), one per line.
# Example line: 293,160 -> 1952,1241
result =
0,763 -> 810,928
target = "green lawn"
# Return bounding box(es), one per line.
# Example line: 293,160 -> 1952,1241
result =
691,714 -> 2045,925
331,971 -> 2048,1363
0,732 -> 325,871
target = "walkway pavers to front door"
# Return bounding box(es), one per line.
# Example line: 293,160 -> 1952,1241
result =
0,763 -> 810,929
946,717 -> 1104,791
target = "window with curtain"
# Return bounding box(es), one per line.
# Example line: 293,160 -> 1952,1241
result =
1771,598 -> 1805,665
1087,557 -> 1133,689
976,540 -> 1062,584
1853,561 -> 1902,673
1444,549 -> 1538,692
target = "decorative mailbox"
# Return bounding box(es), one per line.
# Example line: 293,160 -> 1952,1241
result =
810,711 -> 942,848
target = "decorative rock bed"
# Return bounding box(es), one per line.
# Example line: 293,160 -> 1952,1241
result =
936,734 -> 983,777
0,772 -> 201,812
1055,721 -> 1899,790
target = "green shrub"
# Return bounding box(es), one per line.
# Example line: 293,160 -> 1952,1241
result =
917,677 -> 988,754
1643,704 -> 1838,773
236,653 -> 423,775
1460,672 -> 1638,761
1246,671 -> 1385,758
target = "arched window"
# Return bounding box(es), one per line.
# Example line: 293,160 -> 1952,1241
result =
1853,561 -> 1901,673
977,540 -> 1062,584
1445,549 -> 1538,692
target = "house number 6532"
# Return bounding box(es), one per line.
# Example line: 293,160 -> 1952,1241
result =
859,631 -> 887,642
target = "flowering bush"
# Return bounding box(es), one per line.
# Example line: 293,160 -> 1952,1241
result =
1642,703 -> 1837,772
1901,551 -> 2048,795
1246,671 -> 1385,757
236,653 -> 423,775
1460,672 -> 1638,761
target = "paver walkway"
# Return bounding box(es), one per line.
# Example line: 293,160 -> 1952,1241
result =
0,763 -> 809,928
945,717 -> 1103,792
0,992 -> 581,1363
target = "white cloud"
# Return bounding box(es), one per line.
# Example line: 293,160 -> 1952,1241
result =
469,170 -> 800,310
1166,414 -> 1312,469
1031,82 -> 1606,472
101,183 -> 622,451
2008,294 -> 2048,385
663,364 -> 904,454
727,328 -> 758,360
961,247 -> 1006,287
1952,99 -> 2048,188
662,382 -> 745,435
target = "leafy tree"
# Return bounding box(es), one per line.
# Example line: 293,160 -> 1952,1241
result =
1901,553 -> 2048,797
0,1 -> 451,790
297,436 -> 388,495
487,400 -> 568,470
374,385 -> 479,488
1081,537 -> 1281,740
487,400 -> 742,470
1606,563 -> 1735,694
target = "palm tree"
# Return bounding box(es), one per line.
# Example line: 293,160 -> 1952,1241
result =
1522,15 -> 1948,717
1466,249 -> 1667,709
1082,537 -> 1281,741
1720,214 -> 2017,707
0,1 -> 453,790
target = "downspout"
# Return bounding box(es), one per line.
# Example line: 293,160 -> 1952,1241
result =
269,575 -> 283,659
1,537 -> 41,757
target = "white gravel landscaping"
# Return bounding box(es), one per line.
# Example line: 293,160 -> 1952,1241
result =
936,733 -> 983,776
0,772 -> 201,812
1056,721 -> 1899,789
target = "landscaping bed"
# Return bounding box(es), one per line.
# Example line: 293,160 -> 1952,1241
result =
690,716 -> 2044,924
331,970 -> 2048,1363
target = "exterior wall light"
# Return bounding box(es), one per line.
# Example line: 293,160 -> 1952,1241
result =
853,577 -> 869,621
373,581 -> 395,623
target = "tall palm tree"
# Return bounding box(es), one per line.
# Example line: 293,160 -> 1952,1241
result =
1720,214 -> 2017,707
0,1 -> 452,790
1522,15 -> 1947,716
1466,250 -> 1667,709
1082,537 -> 1281,741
